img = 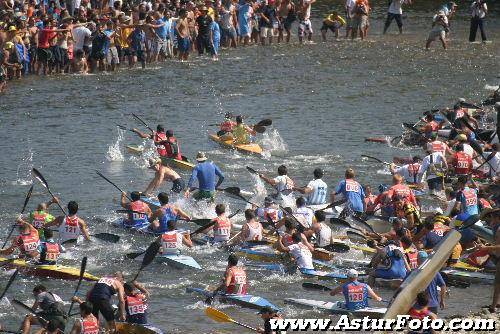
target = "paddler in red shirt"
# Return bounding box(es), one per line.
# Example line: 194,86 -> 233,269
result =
36,18 -> 68,75
211,254 -> 248,298
217,112 -> 237,137
132,125 -> 182,160
0,219 -> 40,259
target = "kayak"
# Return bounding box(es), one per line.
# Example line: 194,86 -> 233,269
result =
208,134 -> 263,156
440,268 -> 494,284
186,287 -> 280,311
300,268 -> 348,281
112,218 -> 161,236
284,298 -> 387,318
126,145 -> 144,155
156,254 -> 202,270
0,257 -> 99,281
125,145 -> 195,171
116,322 -> 164,334
364,137 -> 389,144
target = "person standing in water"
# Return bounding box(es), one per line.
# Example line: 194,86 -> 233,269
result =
185,152 -> 225,201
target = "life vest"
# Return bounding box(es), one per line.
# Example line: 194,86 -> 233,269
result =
44,242 -> 61,262
161,231 -> 182,255
158,205 -> 178,232
127,201 -> 149,227
163,136 -> 182,160
409,306 -> 431,320
232,124 -> 250,144
19,229 -> 40,254
126,293 -> 148,324
454,152 -> 472,175
245,222 -> 263,241
220,120 -> 236,132
431,223 -> 449,237
263,208 -> 281,223
154,132 -> 167,156
427,121 -> 440,132
430,141 -> 446,155
58,215 -> 81,242
345,179 -> 361,193
226,266 -> 247,294
407,163 -> 421,183
81,315 -> 99,334
32,211 -> 48,229
455,108 -> 465,119
213,216 -> 231,242
390,184 -> 411,201
461,187 -> 478,212
342,281 -> 368,310
365,194 -> 378,212
466,249 -> 490,267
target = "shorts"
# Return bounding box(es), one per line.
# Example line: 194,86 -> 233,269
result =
194,189 -> 215,201
428,28 -> 446,41
152,39 -> 167,55
352,15 -> 368,30
37,48 -> 52,62
90,50 -> 105,61
52,46 -> 69,66
89,298 -> 115,322
260,26 -> 274,38
172,178 -> 185,193
298,19 -> 313,37
282,16 -> 295,30
178,37 -> 191,53
222,27 -> 237,39
321,21 -> 341,32
106,46 -> 119,64
131,49 -> 145,62
386,12 -> 403,28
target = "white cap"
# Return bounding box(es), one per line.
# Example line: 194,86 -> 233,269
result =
347,269 -> 358,278
435,208 -> 443,215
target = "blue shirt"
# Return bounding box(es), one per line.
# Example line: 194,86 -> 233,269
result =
426,272 -> 445,308
335,179 -> 365,212
188,161 -> 224,192
342,281 -> 369,310
155,17 -> 170,40
210,21 -> 220,40
457,187 -> 479,216
130,28 -> 145,51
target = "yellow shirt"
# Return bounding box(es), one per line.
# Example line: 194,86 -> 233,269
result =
233,124 -> 250,145
117,27 -> 132,48
324,14 -> 346,26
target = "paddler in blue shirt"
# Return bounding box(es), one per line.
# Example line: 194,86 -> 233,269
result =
412,251 -> 446,314
368,240 -> 411,285
121,191 -> 152,228
331,168 -> 365,216
149,192 -> 191,233
329,269 -> 382,310
185,152 -> 224,201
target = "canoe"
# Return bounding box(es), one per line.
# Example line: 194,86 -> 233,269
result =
440,268 -> 494,284
126,145 -> 144,155
116,322 -> 164,334
0,257 -> 99,281
125,145 -> 195,171
208,134 -> 263,156
469,221 -> 494,243
186,287 -> 280,311
156,254 -> 202,270
284,298 -> 387,318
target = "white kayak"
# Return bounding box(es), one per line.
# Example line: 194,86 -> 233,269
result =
156,254 -> 202,270
441,268 -> 494,284
284,298 -> 387,318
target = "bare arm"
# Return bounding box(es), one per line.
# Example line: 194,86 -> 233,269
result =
366,285 -> 382,301
116,283 -> 126,321
79,218 -> 91,241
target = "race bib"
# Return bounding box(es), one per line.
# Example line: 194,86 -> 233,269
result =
345,180 -> 360,192
128,304 -> 146,315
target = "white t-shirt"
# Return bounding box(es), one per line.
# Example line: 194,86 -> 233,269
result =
288,243 -> 314,270
471,2 -> 487,19
418,152 -> 446,181
306,179 -> 328,205
388,0 -> 405,15
72,26 -> 91,51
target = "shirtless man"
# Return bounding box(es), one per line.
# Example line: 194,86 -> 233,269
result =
297,0 -> 315,43
176,9 -> 191,61
277,0 -> 295,43
144,158 -> 185,196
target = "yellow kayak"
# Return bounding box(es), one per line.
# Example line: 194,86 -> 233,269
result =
208,134 -> 263,156
116,323 -> 163,334
0,257 -> 99,281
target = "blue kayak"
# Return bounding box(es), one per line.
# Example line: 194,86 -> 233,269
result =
300,268 -> 348,280
156,254 -> 202,270
186,287 -> 280,311
112,219 -> 162,236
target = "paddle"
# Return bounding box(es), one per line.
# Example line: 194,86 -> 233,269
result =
222,187 -> 258,206
2,185 -> 34,248
67,257 -> 87,317
32,168 -> 67,215
132,237 -> 161,281
116,124 -> 135,132
131,113 -> 154,133
12,299 -> 49,326
361,155 -> 391,166
0,269 -> 18,301
323,242 -> 350,253
475,151 -> 496,171
205,307 -> 258,331
95,170 -> 132,201
255,119 -> 272,127
62,232 -> 121,245
190,209 -> 242,238
346,230 -> 369,243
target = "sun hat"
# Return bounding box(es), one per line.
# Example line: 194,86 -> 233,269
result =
196,152 -> 208,162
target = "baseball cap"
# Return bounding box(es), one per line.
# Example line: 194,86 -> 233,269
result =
347,269 -> 358,278
417,251 -> 428,261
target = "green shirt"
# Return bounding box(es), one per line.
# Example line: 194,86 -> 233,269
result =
29,210 -> 55,239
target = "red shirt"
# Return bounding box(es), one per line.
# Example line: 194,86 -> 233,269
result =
38,28 -> 56,49
452,151 -> 472,175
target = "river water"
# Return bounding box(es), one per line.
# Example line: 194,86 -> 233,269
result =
1,1 -> 499,333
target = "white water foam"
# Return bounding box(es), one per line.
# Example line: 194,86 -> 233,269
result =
106,128 -> 125,161
13,145 -> 33,185
261,129 -> 288,158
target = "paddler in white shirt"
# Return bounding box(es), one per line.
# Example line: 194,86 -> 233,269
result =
293,197 -> 315,228
160,220 -> 193,255
276,232 -> 316,274
232,209 -> 263,245
294,168 -> 328,205
258,165 -> 295,200
304,211 -> 333,248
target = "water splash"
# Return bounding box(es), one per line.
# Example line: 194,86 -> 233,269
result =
261,129 -> 288,157
14,145 -> 33,185
106,128 -> 125,161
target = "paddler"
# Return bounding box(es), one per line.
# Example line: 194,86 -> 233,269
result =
329,269 -> 382,310
22,196 -> 58,239
400,236 -> 419,270
331,168 -> 365,216
255,197 -> 283,225
276,232 -> 316,275
391,195 -> 421,231
0,219 -> 40,259
212,254 -> 248,296
38,229 -> 63,265
203,203 -> 233,243
258,165 -> 295,201
87,272 -> 126,331
232,209 -> 263,244
408,292 -> 438,332
452,176 -> 479,216
68,301 -> 99,334
149,192 -> 191,233
368,240 -> 411,285
230,115 -> 256,145
160,220 -> 193,254
427,133 -> 453,157
217,112 -> 237,136
43,201 -> 91,244
133,125 -> 182,160
143,158 -> 185,196
185,152 -> 225,201
257,306 -> 282,334
417,148 -> 448,195
21,284 -> 66,334
123,281 -> 150,325
413,217 -> 450,250
413,251 -> 446,314
307,211 -> 333,248
390,156 -> 422,185
120,191 -> 152,228
450,144 -> 473,176
293,197 -> 314,228
386,174 -> 418,207
293,168 -> 328,205
474,208 -> 500,313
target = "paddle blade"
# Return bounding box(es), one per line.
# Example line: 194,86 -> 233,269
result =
126,251 -> 146,260
191,220 -> 216,237
302,282 -> 331,291
93,233 -> 120,243
323,242 -> 350,253
256,119 -> 272,127
222,187 -> 241,196
20,185 -> 34,214
32,168 -> 49,189
0,269 -> 18,300
228,209 -> 241,219
141,240 -> 161,269
253,125 -> 266,134
246,166 -> 259,175
346,230 -> 367,243
205,307 -> 233,324
79,257 -> 87,280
